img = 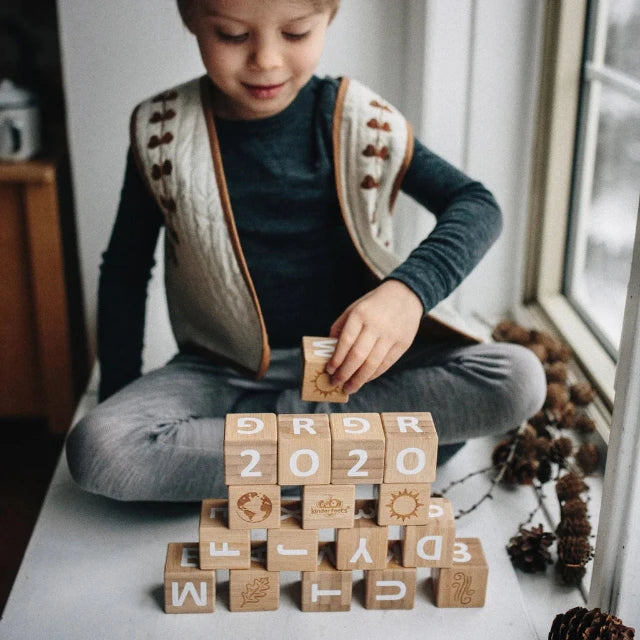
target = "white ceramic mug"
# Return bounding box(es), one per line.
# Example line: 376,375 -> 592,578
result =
0,79 -> 41,162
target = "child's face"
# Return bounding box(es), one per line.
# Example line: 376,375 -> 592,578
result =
187,0 -> 332,120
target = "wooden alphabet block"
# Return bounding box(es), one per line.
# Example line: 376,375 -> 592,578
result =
301,543 -> 352,612
302,484 -> 355,530
164,542 -> 215,613
267,500 -> 318,571
365,542 -> 417,609
199,499 -> 250,570
377,483 -> 431,526
381,412 -> 438,483
277,414 -> 331,485
329,413 -> 385,484
336,500 -> 388,570
224,413 -> 278,485
433,538 -> 488,608
227,485 -> 281,530
229,544 -> 280,612
301,337 -> 348,403
402,497 -> 455,568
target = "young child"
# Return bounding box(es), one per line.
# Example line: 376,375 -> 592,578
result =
66,0 -> 546,501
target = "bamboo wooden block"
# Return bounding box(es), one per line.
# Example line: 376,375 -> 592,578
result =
402,496 -> 455,568
227,485 -> 281,530
329,413 -> 385,484
364,542 -> 417,610
377,482 -> 431,526
164,542 -> 216,613
229,548 -> 280,612
432,538 -> 488,608
301,337 -> 349,403
199,499 -> 250,570
381,412 -> 438,483
302,484 -> 355,529
335,500 -> 387,570
267,501 -> 318,571
224,413 -> 278,485
277,414 -> 332,485
301,543 -> 352,612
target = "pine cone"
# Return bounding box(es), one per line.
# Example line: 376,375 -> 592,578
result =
507,524 -> 555,573
558,403 -> 578,429
570,382 -> 596,406
549,606 -> 635,639
535,437 -> 552,458
546,383 -> 570,411
504,458 -> 538,485
556,516 -> 592,538
562,497 -> 588,519
574,415 -> 597,434
576,443 -> 600,475
557,535 -> 592,566
529,409 -> 549,430
556,472 -> 588,502
492,437 -> 514,467
556,561 -> 587,586
546,361 -> 569,383
550,437 -> 573,463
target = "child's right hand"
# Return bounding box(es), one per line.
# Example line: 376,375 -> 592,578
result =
325,279 -> 424,395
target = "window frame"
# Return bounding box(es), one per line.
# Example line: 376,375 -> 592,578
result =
525,0 -> 617,410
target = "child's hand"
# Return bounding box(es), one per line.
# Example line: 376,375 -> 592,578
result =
326,279 -> 424,394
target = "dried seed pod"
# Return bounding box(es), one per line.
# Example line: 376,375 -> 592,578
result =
556,561 -> 587,586
507,524 -> 555,573
556,516 -> 592,538
550,437 -> 573,463
575,443 -> 600,475
570,382 -> 596,406
492,320 -> 531,345
562,497 -> 588,519
529,409 -> 549,430
556,472 -> 588,502
527,342 -> 548,362
558,402 -> 577,429
546,361 -> 569,383
546,383 -> 570,411
574,415 -> 597,434
556,535 -> 593,566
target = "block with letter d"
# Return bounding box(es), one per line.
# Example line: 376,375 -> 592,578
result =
432,537 -> 488,608
224,413 -> 278,486
329,413 -> 385,484
381,412 -> 438,483
277,414 -> 331,485
365,542 -> 417,610
301,337 -> 349,403
198,499 -> 250,570
402,496 -> 455,568
164,542 -> 215,613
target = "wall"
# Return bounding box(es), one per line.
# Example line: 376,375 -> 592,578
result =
57,0 -> 543,371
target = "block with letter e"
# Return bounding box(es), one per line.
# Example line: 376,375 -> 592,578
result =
278,414 -> 331,485
381,412 -> 438,483
224,413 -> 277,485
402,496 -> 455,568
432,537 -> 488,608
267,500 -> 318,571
365,542 -> 417,610
329,413 -> 385,484
301,543 -> 352,612
301,337 -> 348,403
198,499 -> 250,570
164,542 -> 215,613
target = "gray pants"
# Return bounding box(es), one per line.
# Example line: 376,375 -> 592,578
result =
65,341 -> 546,502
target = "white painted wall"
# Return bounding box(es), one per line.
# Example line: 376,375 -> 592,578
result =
57,0 -> 544,369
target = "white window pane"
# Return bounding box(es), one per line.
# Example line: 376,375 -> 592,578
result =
566,86 -> 640,355
604,1 -> 640,82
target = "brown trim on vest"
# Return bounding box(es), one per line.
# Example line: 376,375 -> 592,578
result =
129,105 -> 158,202
389,120 -> 414,211
200,77 -> 271,380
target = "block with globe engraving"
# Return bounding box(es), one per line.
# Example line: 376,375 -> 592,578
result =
227,485 -> 281,530
301,337 -> 349,403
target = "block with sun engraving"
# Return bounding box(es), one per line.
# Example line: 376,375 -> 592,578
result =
377,483 -> 430,526
301,337 -> 349,403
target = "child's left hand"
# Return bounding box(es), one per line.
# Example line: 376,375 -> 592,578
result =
326,279 -> 424,394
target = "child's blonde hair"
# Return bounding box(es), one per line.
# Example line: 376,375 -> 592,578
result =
177,0 -> 340,26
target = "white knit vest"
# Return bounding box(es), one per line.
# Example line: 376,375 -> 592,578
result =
131,76 -> 478,379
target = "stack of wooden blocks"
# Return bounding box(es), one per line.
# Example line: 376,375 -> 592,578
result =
163,338 -> 488,614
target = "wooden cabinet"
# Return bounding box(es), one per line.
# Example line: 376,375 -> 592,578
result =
0,160 -> 78,433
